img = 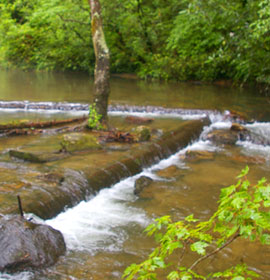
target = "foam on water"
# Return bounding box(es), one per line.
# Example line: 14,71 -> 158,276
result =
109,110 -> 207,120
46,175 -> 149,253
0,272 -> 34,280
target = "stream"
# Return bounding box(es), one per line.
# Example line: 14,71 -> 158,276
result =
0,70 -> 270,279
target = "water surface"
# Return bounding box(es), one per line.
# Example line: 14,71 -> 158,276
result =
0,70 -> 269,279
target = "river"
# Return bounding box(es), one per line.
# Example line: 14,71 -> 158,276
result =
0,70 -> 269,279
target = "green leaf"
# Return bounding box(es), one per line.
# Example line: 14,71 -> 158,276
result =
260,233 -> 270,245
190,241 -> 208,255
237,166 -> 249,178
185,214 -> 198,222
167,271 -> 179,280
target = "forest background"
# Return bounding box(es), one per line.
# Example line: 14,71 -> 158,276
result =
0,0 -> 270,90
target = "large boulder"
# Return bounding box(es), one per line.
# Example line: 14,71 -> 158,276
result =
0,215 -> 66,273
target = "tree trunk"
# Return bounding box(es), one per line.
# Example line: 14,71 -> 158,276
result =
88,0 -> 110,123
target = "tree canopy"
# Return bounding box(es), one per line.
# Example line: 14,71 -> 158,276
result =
0,0 -> 270,89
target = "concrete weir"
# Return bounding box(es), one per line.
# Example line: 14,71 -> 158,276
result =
3,118 -> 209,219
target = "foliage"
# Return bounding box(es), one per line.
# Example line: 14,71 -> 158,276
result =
0,0 -> 94,71
123,166 -> 270,279
88,103 -> 103,130
0,0 -> 270,89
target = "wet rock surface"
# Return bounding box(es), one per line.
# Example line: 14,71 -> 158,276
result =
134,176 -> 153,195
181,150 -> 215,161
206,129 -> 239,145
0,215 -> 66,273
206,125 -> 270,146
0,119 -> 208,219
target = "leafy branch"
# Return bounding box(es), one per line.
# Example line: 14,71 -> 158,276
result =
123,166 -> 270,279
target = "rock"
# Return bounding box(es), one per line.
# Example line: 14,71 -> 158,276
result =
229,155 -> 266,164
125,116 -> 154,124
134,126 -> 151,142
206,129 -> 239,145
230,123 -> 247,132
156,165 -> 182,179
134,176 -> 153,195
0,215 -> 66,272
60,133 -> 101,153
225,110 -> 248,122
9,150 -> 66,163
36,172 -> 65,184
206,126 -> 270,147
182,150 -> 215,161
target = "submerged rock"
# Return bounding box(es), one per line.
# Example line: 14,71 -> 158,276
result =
0,215 -> 66,273
229,154 -> 266,164
134,176 -> 153,195
125,116 -> 154,124
181,150 -> 215,161
156,165 -> 183,179
9,150 -> 66,163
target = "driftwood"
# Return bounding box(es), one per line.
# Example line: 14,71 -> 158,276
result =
0,116 -> 88,137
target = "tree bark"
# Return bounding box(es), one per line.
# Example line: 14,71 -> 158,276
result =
88,0 -> 110,123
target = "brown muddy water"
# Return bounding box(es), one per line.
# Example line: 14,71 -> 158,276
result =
0,70 -> 270,279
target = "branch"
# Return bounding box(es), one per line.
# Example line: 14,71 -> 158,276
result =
189,232 -> 240,271
178,241 -> 187,267
56,14 -> 89,43
57,14 -> 90,26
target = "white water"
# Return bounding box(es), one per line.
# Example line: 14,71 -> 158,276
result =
1,110 -> 270,280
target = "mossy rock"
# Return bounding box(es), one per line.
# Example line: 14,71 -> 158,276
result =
134,126 -> 151,142
60,133 -> 101,153
9,150 -> 67,163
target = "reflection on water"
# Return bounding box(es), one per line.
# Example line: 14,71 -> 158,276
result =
0,69 -> 270,120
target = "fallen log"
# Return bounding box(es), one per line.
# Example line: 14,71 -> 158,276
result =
0,116 -> 87,132
0,116 -> 88,137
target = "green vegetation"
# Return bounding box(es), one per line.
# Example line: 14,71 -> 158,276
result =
88,103 -> 104,130
123,167 -> 270,279
0,0 -> 270,89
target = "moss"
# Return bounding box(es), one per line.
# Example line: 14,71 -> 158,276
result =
60,133 -> 101,153
9,150 -> 46,163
